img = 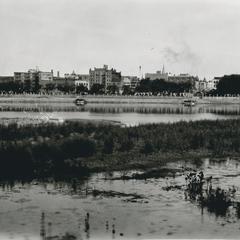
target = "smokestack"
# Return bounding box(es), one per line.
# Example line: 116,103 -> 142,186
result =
57,71 -> 60,78
51,69 -> 53,76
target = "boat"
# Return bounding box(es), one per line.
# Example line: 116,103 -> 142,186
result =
74,98 -> 87,106
182,99 -> 197,107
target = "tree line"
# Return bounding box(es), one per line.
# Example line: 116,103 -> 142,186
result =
213,75 -> 240,95
0,78 -> 194,95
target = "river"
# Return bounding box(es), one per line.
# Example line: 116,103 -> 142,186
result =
0,158 -> 240,239
0,102 -> 240,125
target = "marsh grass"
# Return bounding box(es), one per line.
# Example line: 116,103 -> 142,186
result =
0,119 -> 240,178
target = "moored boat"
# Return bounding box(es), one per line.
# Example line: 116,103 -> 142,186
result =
74,98 -> 87,106
182,99 -> 197,107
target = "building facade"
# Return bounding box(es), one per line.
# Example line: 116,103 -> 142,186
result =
75,80 -> 90,90
64,71 -> 79,80
122,76 -> 139,90
168,73 -> 198,84
145,70 -> 168,81
145,65 -> 168,81
0,76 -> 14,83
195,77 -> 220,92
14,72 -> 30,82
14,69 -> 53,90
89,65 -> 121,90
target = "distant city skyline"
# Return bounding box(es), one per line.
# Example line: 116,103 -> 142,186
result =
0,0 -> 240,78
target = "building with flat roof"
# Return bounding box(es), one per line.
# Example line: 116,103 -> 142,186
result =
75,80 -> 90,90
168,73 -> 198,84
0,76 -> 14,83
145,65 -> 168,81
195,77 -> 220,92
89,65 -> 121,90
14,69 -> 53,90
122,76 -> 139,90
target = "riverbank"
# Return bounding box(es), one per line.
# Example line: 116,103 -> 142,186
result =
0,119 -> 240,179
1,94 -> 240,105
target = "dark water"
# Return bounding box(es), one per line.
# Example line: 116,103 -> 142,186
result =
0,102 -> 240,125
1,158 -> 240,239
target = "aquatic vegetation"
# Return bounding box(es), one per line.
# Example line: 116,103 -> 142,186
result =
184,171 -> 237,218
1,119 -> 240,178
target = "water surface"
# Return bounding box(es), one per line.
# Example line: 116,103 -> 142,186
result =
1,102 -> 240,125
1,158 -> 240,239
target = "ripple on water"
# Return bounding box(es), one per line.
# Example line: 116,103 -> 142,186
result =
0,158 -> 240,238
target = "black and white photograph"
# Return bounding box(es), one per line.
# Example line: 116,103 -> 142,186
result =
1,0 -> 240,239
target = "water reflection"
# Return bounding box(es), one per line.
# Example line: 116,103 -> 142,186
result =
2,102 -> 240,116
1,158 -> 240,238
184,171 -> 238,219
1,103 -> 240,126
40,211 -> 79,240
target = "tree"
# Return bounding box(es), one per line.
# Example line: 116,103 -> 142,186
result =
106,85 -> 119,94
216,75 -> 240,95
32,76 -> 41,93
89,84 -> 105,94
135,79 -> 152,92
135,78 -> 193,94
122,85 -> 133,95
45,83 -> 56,92
57,83 -> 75,93
76,84 -> 88,94
24,79 -> 32,93
0,81 -> 24,93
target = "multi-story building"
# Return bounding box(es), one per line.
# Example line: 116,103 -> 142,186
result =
39,70 -> 54,87
211,77 -> 220,89
0,76 -> 14,84
78,74 -> 89,82
122,76 -> 139,90
75,80 -> 89,90
168,73 -> 198,84
14,72 -> 30,82
145,71 -> 168,81
14,69 -> 53,90
145,66 -> 168,81
64,71 -> 79,80
64,72 -> 90,88
121,76 -> 131,88
145,65 -> 197,86
195,79 -> 207,92
75,74 -> 90,90
195,77 -> 220,92
89,65 -> 121,90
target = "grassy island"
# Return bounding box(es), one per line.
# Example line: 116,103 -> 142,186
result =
1,119 -> 240,179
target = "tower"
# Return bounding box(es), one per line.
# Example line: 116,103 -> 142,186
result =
162,64 -> 165,75
139,66 -> 143,80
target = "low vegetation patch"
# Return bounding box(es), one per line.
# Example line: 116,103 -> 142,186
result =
1,119 -> 240,178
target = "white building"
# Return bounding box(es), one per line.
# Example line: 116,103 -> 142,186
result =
195,77 -> 221,92
39,71 -> 53,81
121,76 -> 139,90
75,79 -> 90,90
168,73 -> 198,84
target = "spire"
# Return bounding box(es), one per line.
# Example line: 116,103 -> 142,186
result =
162,64 -> 165,74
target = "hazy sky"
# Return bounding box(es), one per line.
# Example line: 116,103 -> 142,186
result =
0,0 -> 240,79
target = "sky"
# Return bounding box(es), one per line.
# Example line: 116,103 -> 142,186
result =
0,0 -> 240,79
